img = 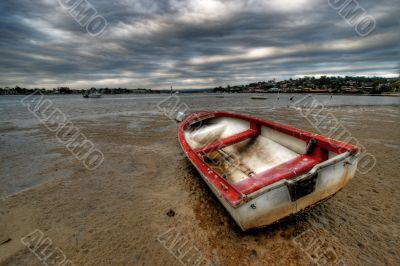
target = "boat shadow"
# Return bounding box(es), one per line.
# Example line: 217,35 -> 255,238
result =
180,158 -> 316,238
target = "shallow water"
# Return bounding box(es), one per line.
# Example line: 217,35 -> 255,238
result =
0,93 -> 398,196
0,93 -> 398,123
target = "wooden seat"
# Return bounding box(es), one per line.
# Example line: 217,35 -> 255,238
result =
194,123 -> 260,155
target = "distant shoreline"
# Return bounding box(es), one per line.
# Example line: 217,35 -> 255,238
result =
1,92 -> 399,97
2,76 -> 399,96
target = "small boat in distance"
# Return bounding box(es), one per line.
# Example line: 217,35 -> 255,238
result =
178,111 -> 359,230
251,96 -> 268,100
83,92 -> 102,98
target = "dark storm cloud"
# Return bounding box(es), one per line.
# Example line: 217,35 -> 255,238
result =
0,0 -> 398,89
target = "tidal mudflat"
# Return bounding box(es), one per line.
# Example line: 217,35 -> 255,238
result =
0,94 -> 399,265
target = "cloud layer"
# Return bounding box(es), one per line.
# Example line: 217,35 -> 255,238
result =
0,0 -> 399,89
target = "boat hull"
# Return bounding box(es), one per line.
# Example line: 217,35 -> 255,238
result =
191,152 -> 357,230
83,93 -> 102,98
178,111 -> 359,231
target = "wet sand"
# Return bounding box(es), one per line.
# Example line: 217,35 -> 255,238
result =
0,96 -> 399,265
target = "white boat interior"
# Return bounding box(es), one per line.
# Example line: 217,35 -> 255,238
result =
184,117 -> 314,184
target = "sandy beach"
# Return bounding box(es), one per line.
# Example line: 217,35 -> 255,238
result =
0,94 -> 399,265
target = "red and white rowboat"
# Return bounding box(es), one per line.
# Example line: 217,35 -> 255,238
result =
178,111 -> 359,231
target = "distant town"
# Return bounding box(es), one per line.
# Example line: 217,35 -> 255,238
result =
1,76 -> 399,95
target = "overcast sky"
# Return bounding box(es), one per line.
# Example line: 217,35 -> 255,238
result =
0,0 -> 399,89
